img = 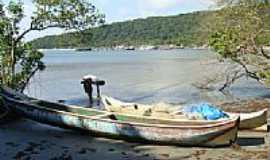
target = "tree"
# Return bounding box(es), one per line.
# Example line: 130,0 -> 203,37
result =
208,0 -> 270,89
0,0 -> 104,92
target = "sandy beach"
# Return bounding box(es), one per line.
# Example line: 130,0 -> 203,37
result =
1,0 -> 269,158
1,50 -> 269,160
0,119 -> 269,160
0,100 -> 269,160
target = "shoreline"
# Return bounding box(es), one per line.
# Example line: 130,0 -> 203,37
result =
37,45 -> 270,52
37,46 -> 210,52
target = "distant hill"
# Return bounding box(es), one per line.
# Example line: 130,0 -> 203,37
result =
30,10 -> 269,49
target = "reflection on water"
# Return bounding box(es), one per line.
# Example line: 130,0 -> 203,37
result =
26,49 -> 269,105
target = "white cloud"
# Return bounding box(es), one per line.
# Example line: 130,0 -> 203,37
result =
136,0 -> 214,18
136,0 -> 184,18
139,0 -> 183,10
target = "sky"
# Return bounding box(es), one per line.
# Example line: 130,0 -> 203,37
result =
3,0 -> 214,41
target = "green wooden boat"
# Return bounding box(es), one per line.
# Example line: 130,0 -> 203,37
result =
0,87 -> 240,147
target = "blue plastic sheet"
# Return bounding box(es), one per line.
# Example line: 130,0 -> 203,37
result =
182,103 -> 228,120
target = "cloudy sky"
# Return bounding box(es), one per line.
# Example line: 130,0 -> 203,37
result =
92,0 -> 214,22
4,0 -> 214,41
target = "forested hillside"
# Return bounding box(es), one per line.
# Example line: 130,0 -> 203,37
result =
31,10 -> 269,49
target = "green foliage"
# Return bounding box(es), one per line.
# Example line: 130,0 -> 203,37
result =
0,0 -> 103,91
31,11 -> 211,48
209,28 -> 240,59
31,0 -> 104,31
31,9 -> 270,49
209,0 -> 270,86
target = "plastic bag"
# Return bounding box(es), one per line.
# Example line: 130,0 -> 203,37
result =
182,103 -> 228,120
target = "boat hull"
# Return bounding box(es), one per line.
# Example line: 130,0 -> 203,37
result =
103,96 -> 268,131
227,109 -> 268,130
1,88 -> 239,147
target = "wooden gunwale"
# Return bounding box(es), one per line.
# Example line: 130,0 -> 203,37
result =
101,96 -> 268,130
69,104 -> 229,123
2,95 -> 239,129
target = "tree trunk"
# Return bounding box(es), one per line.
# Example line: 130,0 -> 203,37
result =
11,42 -> 15,82
10,21 -> 16,86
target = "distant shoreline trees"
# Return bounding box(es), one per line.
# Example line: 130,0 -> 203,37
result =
30,11 -> 215,49
30,9 -> 269,50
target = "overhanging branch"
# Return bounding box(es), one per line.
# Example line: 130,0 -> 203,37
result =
18,67 -> 40,93
234,59 -> 260,81
15,23 -> 66,44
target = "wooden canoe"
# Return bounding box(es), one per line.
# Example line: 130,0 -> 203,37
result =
228,110 -> 268,131
0,100 -> 18,124
0,107 -> 9,123
0,87 -> 239,147
102,96 -> 268,131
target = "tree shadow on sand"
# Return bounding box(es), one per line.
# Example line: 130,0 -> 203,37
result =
236,137 -> 265,146
0,119 -> 159,160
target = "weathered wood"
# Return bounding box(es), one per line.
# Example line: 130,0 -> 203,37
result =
242,124 -> 268,132
228,109 -> 268,131
0,87 -> 240,147
0,106 -> 20,124
102,96 -> 268,131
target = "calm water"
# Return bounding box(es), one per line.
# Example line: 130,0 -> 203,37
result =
26,49 -> 269,105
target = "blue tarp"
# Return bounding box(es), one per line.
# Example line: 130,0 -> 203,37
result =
182,103 -> 228,120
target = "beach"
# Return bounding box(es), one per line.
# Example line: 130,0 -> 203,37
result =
0,49 -> 269,160
0,84 -> 269,160
0,115 -> 269,160
1,0 -> 269,159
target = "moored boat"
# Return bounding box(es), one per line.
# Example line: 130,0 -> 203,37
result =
75,48 -> 92,52
0,87 -> 239,147
102,96 -> 268,131
228,110 -> 268,131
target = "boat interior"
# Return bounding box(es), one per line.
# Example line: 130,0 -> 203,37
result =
1,87 -> 227,126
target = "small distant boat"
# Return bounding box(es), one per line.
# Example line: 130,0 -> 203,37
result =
75,48 -> 92,52
0,87 -> 239,147
124,46 -> 135,50
102,96 -> 268,131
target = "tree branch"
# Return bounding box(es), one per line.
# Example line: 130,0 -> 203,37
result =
234,59 -> 260,81
18,67 -> 40,93
261,47 -> 270,59
219,70 -> 245,91
15,28 -> 32,44
15,23 -> 66,44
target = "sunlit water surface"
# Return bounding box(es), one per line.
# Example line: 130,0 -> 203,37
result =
26,49 -> 269,106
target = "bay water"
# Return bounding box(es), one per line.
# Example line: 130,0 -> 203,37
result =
26,49 -> 269,106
